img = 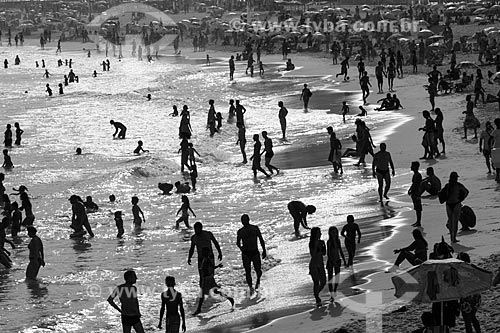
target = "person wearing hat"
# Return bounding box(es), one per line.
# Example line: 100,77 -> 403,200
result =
439,172 -> 469,243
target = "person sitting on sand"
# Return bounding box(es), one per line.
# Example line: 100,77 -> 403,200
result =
174,181 -> 190,194
288,200 -> 316,237
375,93 -> 394,111
438,78 -> 453,94
110,120 -> 127,139
420,167 -> 441,196
392,94 -> 403,109
285,59 -> 295,71
357,106 -> 367,117
386,229 -> 427,273
158,183 -> 174,195
342,135 -> 360,158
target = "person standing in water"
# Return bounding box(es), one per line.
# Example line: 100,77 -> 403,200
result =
236,123 -> 247,164
175,195 -> 195,229
326,226 -> 346,302
158,276 -> 186,333
110,120 -> 127,139
309,227 -> 326,307
20,192 -> 35,226
26,226 -> 45,280
278,101 -> 288,140
107,270 -> 145,333
207,99 -> 217,137
114,211 -> 124,238
250,134 -> 271,178
45,84 -> 52,96
235,100 -> 246,128
228,99 -> 235,123
300,84 -> 312,112
131,196 -> 145,228
372,143 -> 395,204
288,200 -> 316,237
133,141 -> 149,155
260,131 -> 279,174
2,149 -> 13,170
4,124 -> 12,147
341,215 -> 361,268
236,214 -> 267,295
188,222 -> 223,286
69,195 -> 94,237
178,137 -> 191,173
14,123 -> 23,146
360,71 -> 372,105
327,127 -> 343,174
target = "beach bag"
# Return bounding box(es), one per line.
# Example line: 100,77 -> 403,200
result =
438,186 -> 448,204
459,205 -> 476,228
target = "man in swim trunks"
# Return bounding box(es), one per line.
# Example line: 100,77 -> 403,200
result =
107,270 -> 145,333
188,222 -> 223,286
288,200 -> 316,237
110,120 -> 127,139
236,214 -> 267,294
372,143 -> 395,205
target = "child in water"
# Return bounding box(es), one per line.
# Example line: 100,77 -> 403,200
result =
11,202 -> 21,238
114,211 -> 124,238
175,195 -> 196,229
216,112 -> 223,131
190,164 -> 198,191
133,140 -> 149,155
14,122 -> 23,146
2,149 -> 13,170
131,196 -> 145,228
46,84 -> 52,96
58,83 -> 64,95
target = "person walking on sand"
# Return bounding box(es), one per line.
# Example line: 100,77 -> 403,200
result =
439,172 -> 469,243
327,127 -> 343,174
260,131 -> 279,174
341,215 -> 361,268
409,161 -> 423,227
434,108 -> 445,154
463,95 -> 480,140
107,270 -> 145,333
326,226 -> 346,302
250,134 -> 271,178
300,84 -> 312,112
229,55 -> 235,80
386,229 -> 427,273
419,110 -> 439,159
278,101 -> 288,140
309,227 -> 327,307
375,61 -> 386,94
372,143 -> 395,204
158,276 -> 186,333
188,222 -> 223,286
479,121 -> 494,174
236,214 -> 267,295
427,78 -> 438,112
457,252 -> 482,333
178,137 -> 191,173
131,196 -> 145,229
236,123 -> 248,164
288,200 -> 316,237
110,120 -> 127,139
192,247 -> 234,316
175,195 -> 195,229
26,226 -> 45,280
360,71 -> 372,105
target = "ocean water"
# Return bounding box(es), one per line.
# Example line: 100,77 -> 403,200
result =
0,44 -> 406,332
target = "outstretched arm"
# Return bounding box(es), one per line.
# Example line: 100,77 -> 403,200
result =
188,207 -> 196,217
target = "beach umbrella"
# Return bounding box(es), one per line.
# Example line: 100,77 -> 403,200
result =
491,71 -> 500,82
473,8 -> 488,14
456,61 -> 480,70
271,35 -> 286,41
427,35 -> 444,41
392,259 -> 492,304
489,4 -> 500,14
417,29 -> 433,39
444,6 -> 457,13
483,26 -> 498,33
417,20 -> 429,27
387,33 -> 403,40
312,32 -> 326,40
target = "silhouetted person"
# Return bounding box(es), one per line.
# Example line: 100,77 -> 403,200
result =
110,120 -> 127,139
250,134 -> 270,178
288,200 -> 316,237
26,226 -> 45,280
341,215 -> 361,267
